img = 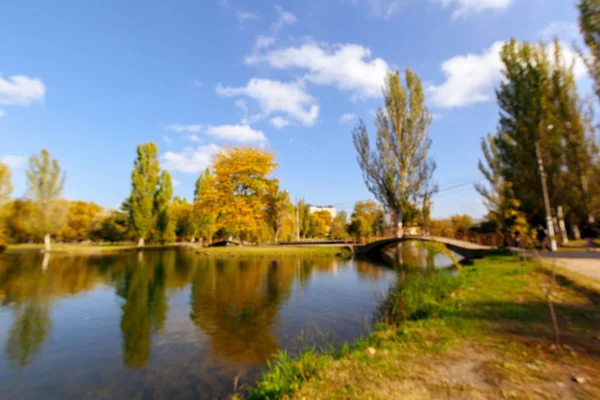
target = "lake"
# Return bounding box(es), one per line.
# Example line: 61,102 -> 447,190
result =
0,243 -> 456,399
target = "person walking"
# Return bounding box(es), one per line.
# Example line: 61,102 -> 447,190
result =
582,223 -> 597,252
536,225 -> 547,251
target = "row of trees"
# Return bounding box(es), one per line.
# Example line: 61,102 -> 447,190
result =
474,10 -> 600,239
1,144 -> 403,248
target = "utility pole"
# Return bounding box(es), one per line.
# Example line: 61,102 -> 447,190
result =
535,138 -> 558,252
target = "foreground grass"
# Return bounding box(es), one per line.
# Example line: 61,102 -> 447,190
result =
195,245 -> 350,258
246,254 -> 600,399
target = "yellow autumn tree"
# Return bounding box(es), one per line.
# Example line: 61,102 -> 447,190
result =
203,147 -> 278,241
312,210 -> 333,238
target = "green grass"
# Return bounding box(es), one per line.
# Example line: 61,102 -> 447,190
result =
195,245 -> 351,258
246,254 -> 600,399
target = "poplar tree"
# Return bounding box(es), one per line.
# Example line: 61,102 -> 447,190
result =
131,143 -> 160,247
193,168 -> 219,244
266,187 -> 290,243
0,161 -> 13,247
578,0 -> 600,102
25,149 -> 68,251
485,39 -> 597,231
155,170 -> 175,243
353,70 -> 436,238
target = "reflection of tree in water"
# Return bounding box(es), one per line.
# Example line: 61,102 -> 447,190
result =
118,251 -> 174,368
5,302 -> 51,369
0,254 -> 104,369
354,260 -> 386,281
189,258 -> 297,367
390,242 -> 437,269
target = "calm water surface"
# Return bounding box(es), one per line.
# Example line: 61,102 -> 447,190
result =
0,244 -> 456,399
0,249 -> 397,399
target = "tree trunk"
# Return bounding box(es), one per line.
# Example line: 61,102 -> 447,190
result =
44,234 -> 51,252
395,211 -> 404,238
41,252 -> 50,271
572,225 -> 581,240
138,237 -> 145,247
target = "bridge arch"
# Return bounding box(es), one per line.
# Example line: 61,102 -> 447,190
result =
355,236 -> 494,262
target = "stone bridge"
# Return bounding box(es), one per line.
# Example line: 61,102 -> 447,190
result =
354,236 -> 496,261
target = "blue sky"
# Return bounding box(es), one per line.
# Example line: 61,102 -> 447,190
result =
0,0 -> 588,218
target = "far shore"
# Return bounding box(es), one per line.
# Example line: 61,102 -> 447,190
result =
3,242 -> 351,257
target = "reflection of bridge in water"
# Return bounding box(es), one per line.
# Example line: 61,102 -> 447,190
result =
282,235 -> 497,262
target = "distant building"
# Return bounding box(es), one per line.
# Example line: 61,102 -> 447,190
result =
309,205 -> 337,219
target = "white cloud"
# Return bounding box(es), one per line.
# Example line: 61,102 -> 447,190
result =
0,109 -> 4,118
172,179 -> 182,187
429,41 -> 504,108
270,116 -> 291,129
255,35 -> 276,50
206,124 -> 266,142
430,41 -> 587,109
561,45 -> 587,79
346,0 -> 514,20
0,75 -> 45,106
248,41 -> 390,100
192,79 -> 204,87
187,134 -> 202,143
217,78 -> 319,126
440,0 -> 515,19
161,144 -> 221,174
166,124 -> 203,133
541,21 -> 579,41
219,0 -> 259,25
339,112 -> 357,124
162,135 -> 172,144
273,5 -> 297,30
234,98 -> 248,112
0,155 -> 27,168
237,10 -> 259,23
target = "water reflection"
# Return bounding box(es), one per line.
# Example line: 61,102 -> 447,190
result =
0,250 -> 400,398
190,259 -> 294,367
387,241 -> 460,270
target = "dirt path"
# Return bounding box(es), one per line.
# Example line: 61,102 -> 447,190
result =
538,252 -> 600,283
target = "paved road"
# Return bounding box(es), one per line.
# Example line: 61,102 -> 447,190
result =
538,251 -> 600,283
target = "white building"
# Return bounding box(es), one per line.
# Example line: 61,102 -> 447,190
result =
309,205 -> 337,219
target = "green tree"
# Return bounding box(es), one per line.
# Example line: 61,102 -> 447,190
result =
130,143 -> 160,247
353,70 -> 436,238
330,210 -> 349,240
155,170 -> 175,243
91,210 -> 129,243
0,162 -> 12,246
172,197 -> 196,241
25,149 -> 68,251
483,39 -> 595,234
578,0 -> 600,103
349,200 -> 384,239
450,214 -> 473,232
297,199 -> 311,239
194,169 -> 219,244
266,188 -> 290,243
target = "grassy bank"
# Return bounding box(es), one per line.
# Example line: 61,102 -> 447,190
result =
5,243 -> 193,255
195,245 -> 351,258
245,254 -> 600,399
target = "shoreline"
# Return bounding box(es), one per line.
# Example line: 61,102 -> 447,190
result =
3,243 -> 352,258
243,254 -> 600,399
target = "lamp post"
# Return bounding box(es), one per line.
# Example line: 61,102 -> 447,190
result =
536,124 -> 557,252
